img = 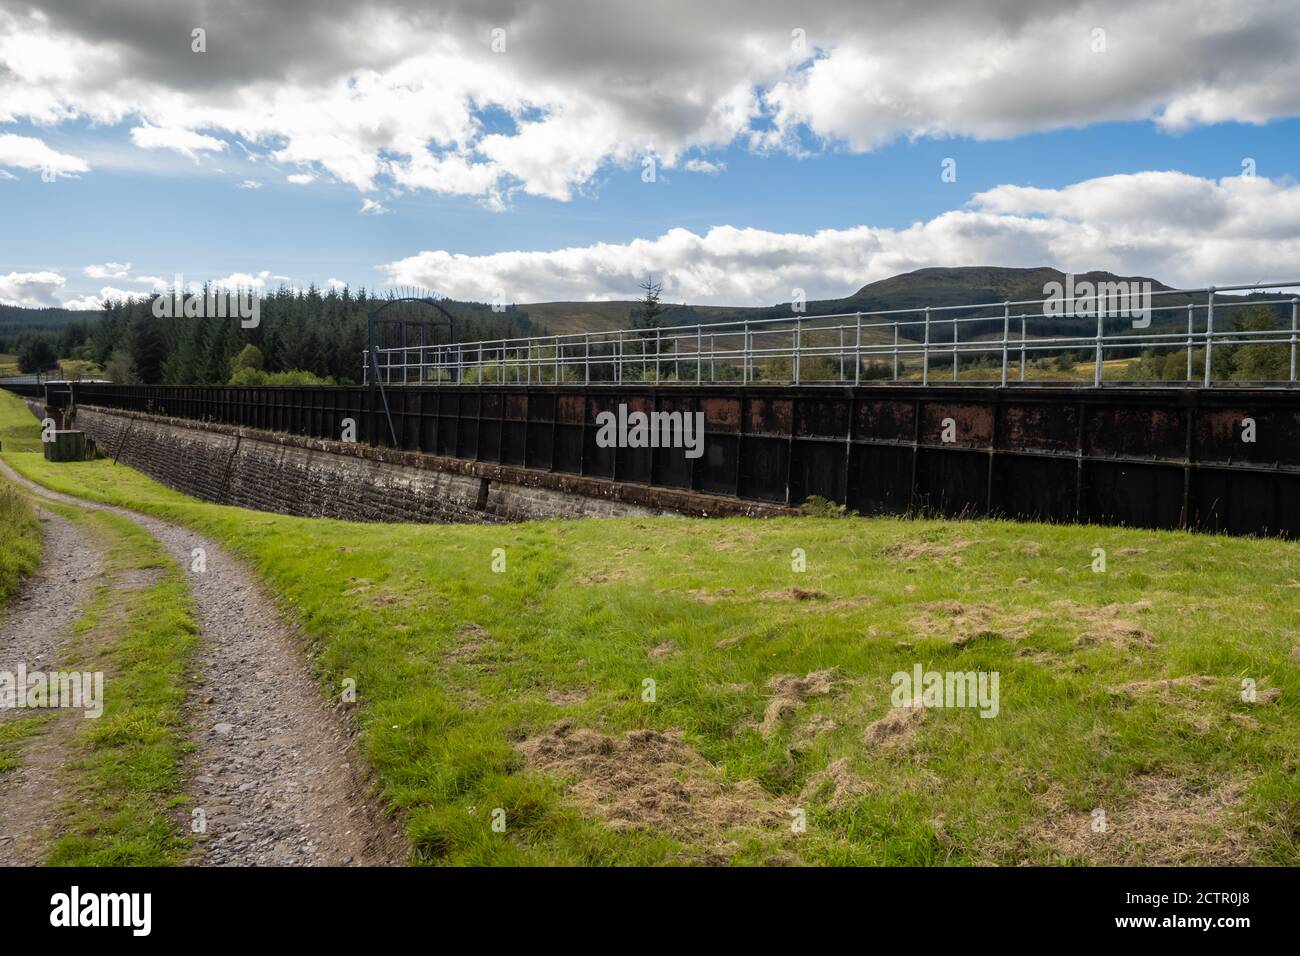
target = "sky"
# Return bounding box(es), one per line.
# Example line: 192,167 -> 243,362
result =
1,0 -> 1299,310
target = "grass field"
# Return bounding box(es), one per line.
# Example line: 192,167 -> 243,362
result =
0,388 -> 1296,865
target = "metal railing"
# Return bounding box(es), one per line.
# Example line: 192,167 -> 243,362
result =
363,280 -> 1300,388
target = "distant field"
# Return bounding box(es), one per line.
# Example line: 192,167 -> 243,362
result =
1,388 -> 1296,865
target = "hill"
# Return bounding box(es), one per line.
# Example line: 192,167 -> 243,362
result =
516,266 -> 1291,339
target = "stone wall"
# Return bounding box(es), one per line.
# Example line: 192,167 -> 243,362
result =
63,404 -> 790,524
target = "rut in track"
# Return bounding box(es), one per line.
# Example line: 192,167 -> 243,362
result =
0,460 -> 406,866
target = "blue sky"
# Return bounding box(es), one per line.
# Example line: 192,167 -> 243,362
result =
3,1 -> 1300,307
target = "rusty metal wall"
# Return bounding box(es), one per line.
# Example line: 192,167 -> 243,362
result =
26,382 -> 1300,537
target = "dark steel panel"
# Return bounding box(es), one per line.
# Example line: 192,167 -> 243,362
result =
847,443 -> 913,515
790,439 -> 846,503
1085,404 -> 1185,459
745,397 -> 793,437
991,454 -> 1079,523
1191,468 -> 1300,537
698,434 -> 738,495
853,398 -> 915,442
997,401 -> 1080,453
738,436 -> 789,502
920,401 -> 994,448
915,447 -> 989,517
1082,460 -> 1184,529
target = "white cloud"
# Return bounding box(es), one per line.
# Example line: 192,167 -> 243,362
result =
237,179 -> 262,189
0,270 -> 66,307
287,172 -> 315,184
129,124 -> 227,162
83,261 -> 130,279
326,277 -> 347,290
683,158 -> 726,175
0,169 -> 16,180
1,2 -> 1297,203
63,285 -> 148,309
382,171 -> 1300,304
360,198 -> 388,216
0,133 -> 88,178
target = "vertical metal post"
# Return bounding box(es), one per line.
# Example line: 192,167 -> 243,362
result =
709,333 -> 715,383
1203,287 -> 1216,386
743,321 -> 750,384
615,332 -> 622,384
952,317 -> 959,381
1290,299 -> 1297,383
1020,319 -> 1027,382
584,334 -> 590,385
655,328 -> 661,383
793,318 -> 801,384
1186,304 -> 1194,382
1000,302 -> 1010,387
892,322 -> 899,381
696,326 -> 702,383
1093,307 -> 1105,387
922,307 -> 931,386
838,326 -> 844,383
366,312 -> 376,446
854,313 -> 862,385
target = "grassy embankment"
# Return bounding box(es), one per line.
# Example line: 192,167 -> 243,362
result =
0,397 -> 200,864
0,387 -> 1296,865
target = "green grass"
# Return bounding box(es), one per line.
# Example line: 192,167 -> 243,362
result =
0,388 -> 1297,865
0,714 -> 54,773
0,481 -> 41,608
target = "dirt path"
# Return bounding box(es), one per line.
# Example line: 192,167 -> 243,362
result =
0,460 -> 406,866
0,503 -> 106,865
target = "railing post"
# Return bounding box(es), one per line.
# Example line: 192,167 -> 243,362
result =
793,318 -> 801,384
952,317 -> 959,381
1093,307 -> 1105,387
1290,299 -> 1297,383
854,312 -> 862,385
584,334 -> 590,385
838,325 -> 844,383
892,322 -> 899,381
1203,287 -> 1216,387
1000,302 -> 1010,387
696,326 -> 702,383
1020,319 -> 1027,382
743,321 -> 750,384
655,328 -> 661,383
922,307 -> 931,386
615,332 -> 622,384
1186,304 -> 1194,382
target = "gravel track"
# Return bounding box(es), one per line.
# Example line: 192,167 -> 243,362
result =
0,460 -> 406,866
0,503 -> 105,864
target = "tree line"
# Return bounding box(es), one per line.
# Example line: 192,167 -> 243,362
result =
4,286 -> 536,383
